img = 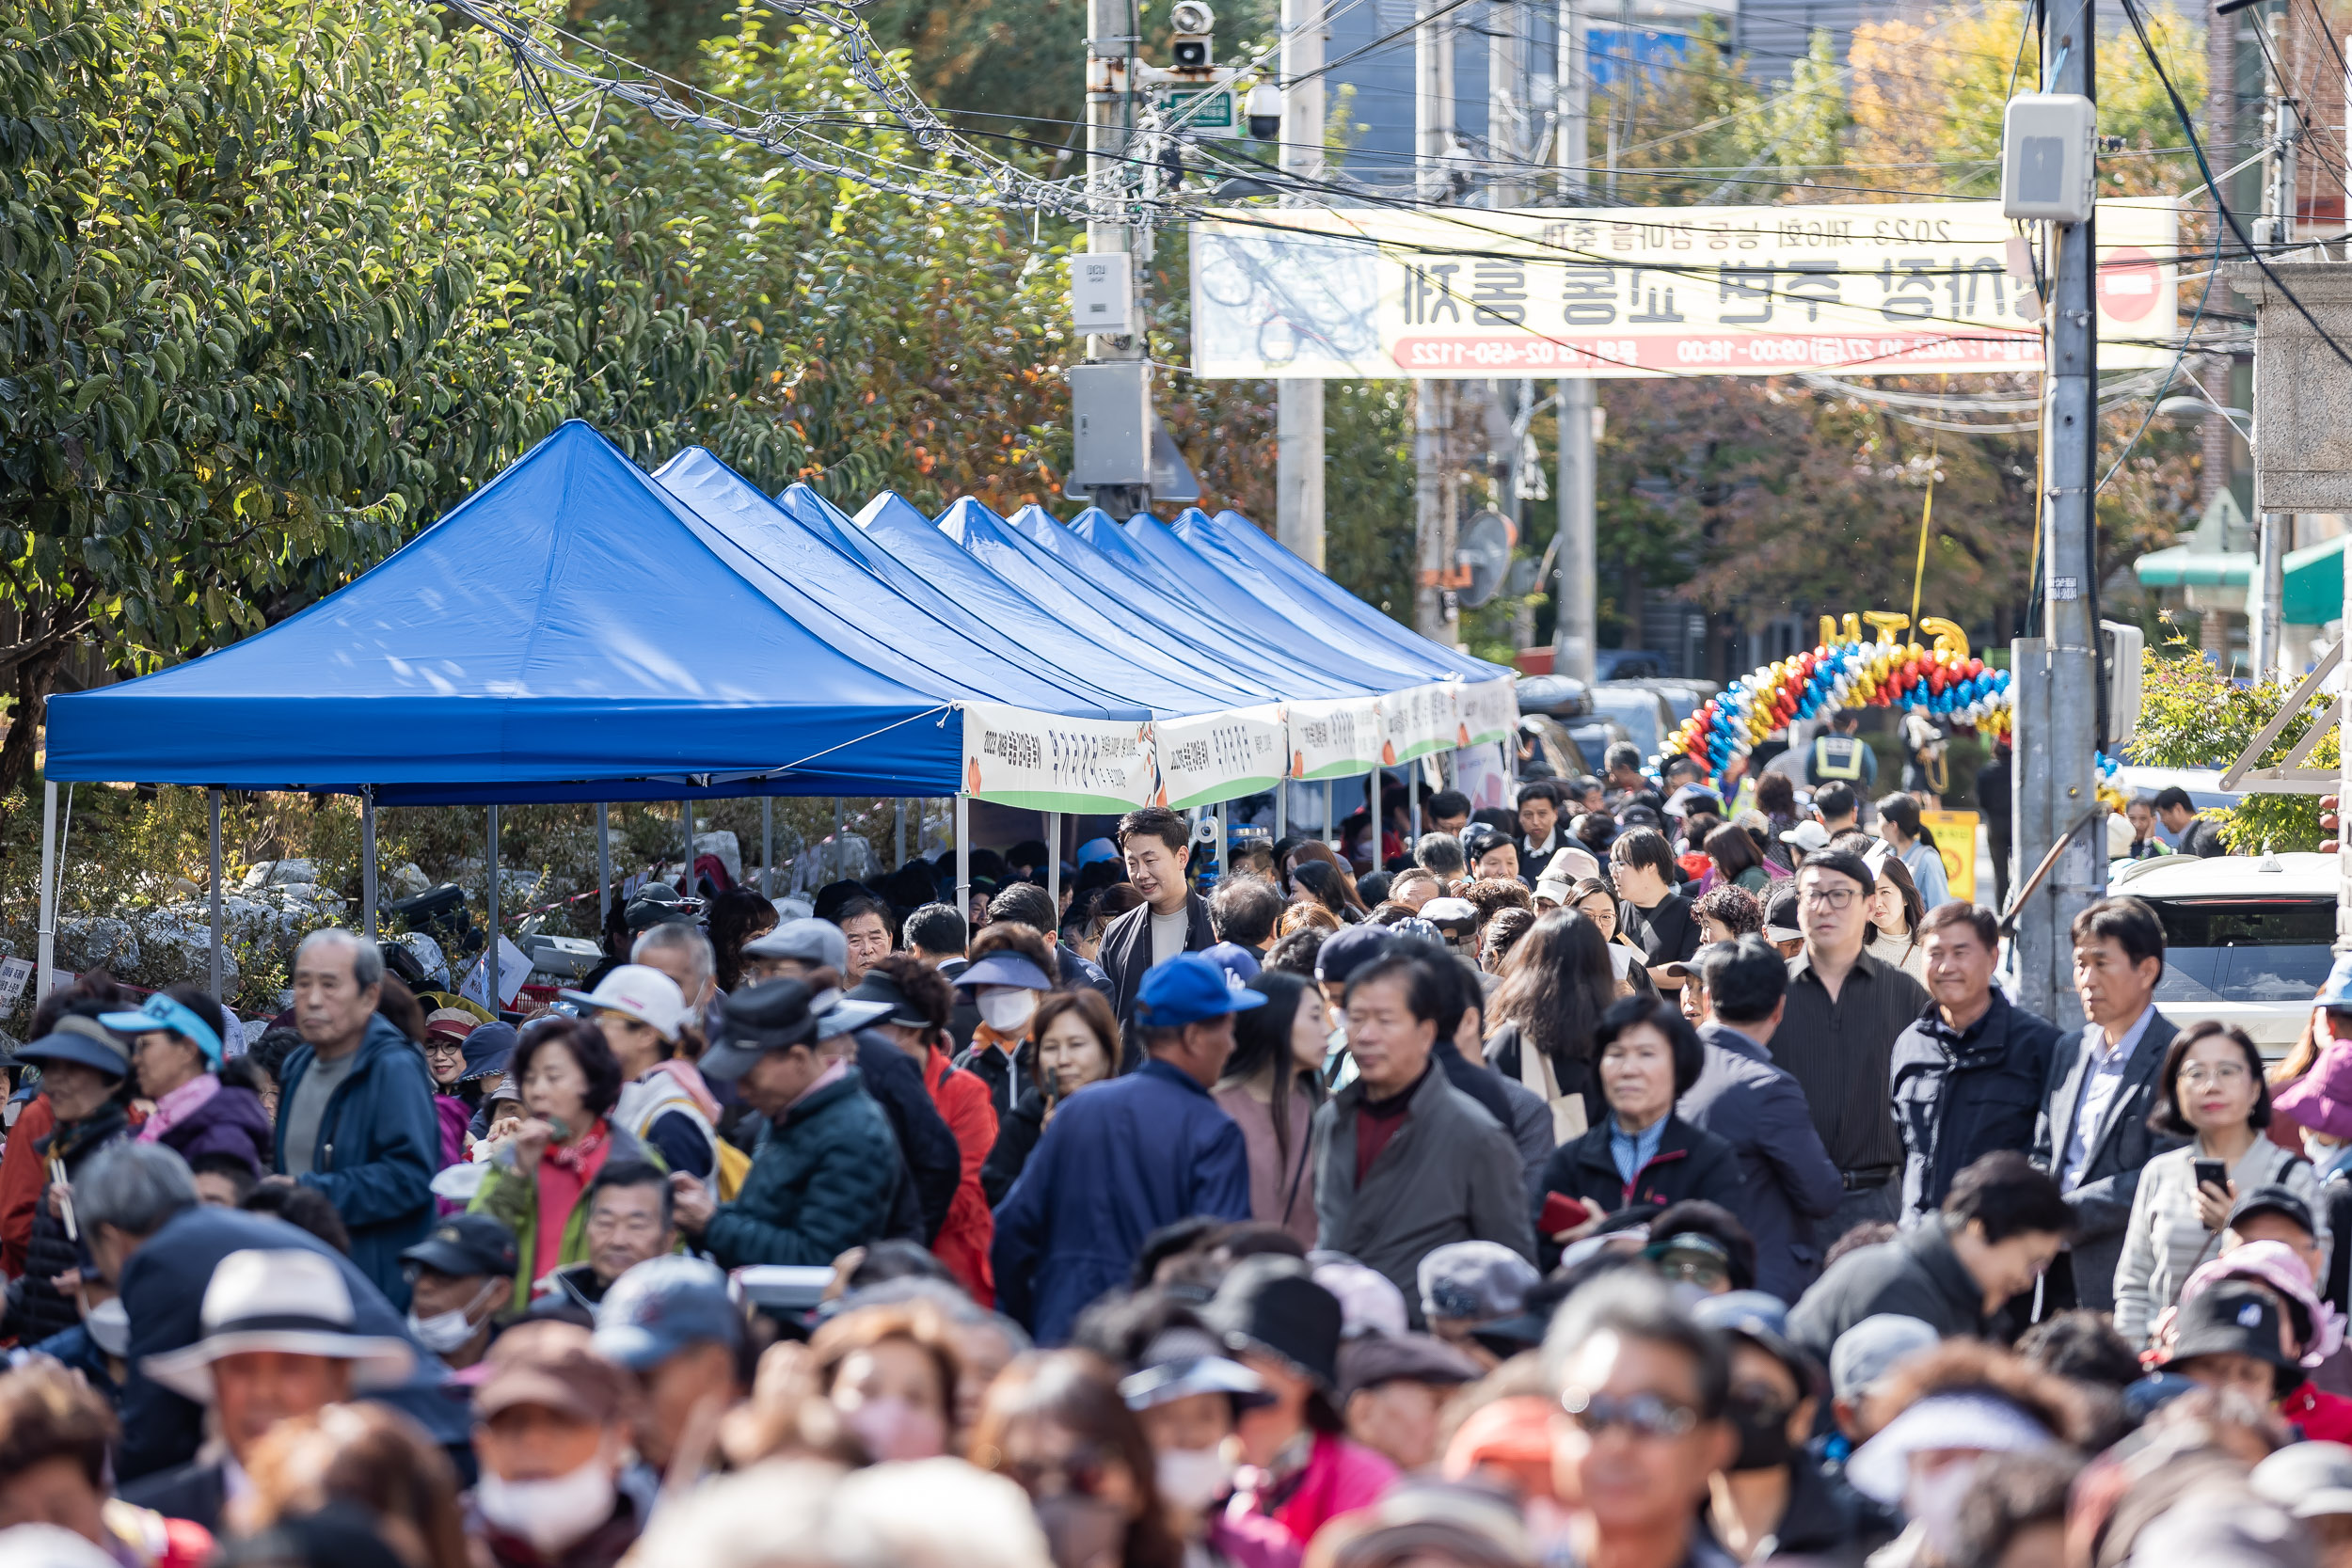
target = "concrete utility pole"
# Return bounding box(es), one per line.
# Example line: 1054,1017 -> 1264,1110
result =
2012,0 -> 2103,1030
1412,0 -> 1460,643
2250,0 -> 2296,682
1085,0 -> 1150,518
1489,2 -> 1524,560
1552,0 -> 1597,682
1276,0 -> 1327,567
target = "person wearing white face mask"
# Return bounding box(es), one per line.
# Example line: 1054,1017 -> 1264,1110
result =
1121,1327 -> 1302,1568
467,1320 -> 648,1568
398,1213 -> 519,1370
950,925 -> 1063,1117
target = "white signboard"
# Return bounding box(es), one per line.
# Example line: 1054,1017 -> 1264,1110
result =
0,957 -> 34,1007
1454,677 -> 1519,748
1191,199 -> 2178,379
1283,696 -> 1384,780
1159,705 -> 1290,811
1381,683 -> 1459,765
960,703 -> 1160,813
460,935 -> 533,1012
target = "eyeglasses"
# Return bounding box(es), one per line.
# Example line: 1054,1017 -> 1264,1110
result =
1798,886 -> 1858,910
422,1041 -> 466,1058
1559,1387 -> 1700,1439
2180,1062 -> 2250,1087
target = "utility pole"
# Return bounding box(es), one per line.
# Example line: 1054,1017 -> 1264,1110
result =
2011,0 -> 2102,1029
1489,2 -> 1524,562
1084,0 -> 1150,518
1552,0 -> 1597,682
1412,0 -> 1460,643
2250,0 -> 2296,682
1276,0 -> 1327,566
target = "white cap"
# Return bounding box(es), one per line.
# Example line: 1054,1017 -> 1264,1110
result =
562,963 -> 691,1042
141,1249 -> 414,1403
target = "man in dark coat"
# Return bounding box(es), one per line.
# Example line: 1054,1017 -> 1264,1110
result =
77,1142 -> 464,1484
674,979 -> 903,1269
1098,806 -> 1215,1038
1891,905 -> 2062,1227
1678,939 -> 1844,1304
1789,1152 -> 2073,1361
273,928 -> 440,1309
993,956 -> 1256,1343
2031,896 -> 2182,1315
990,882 -> 1115,1000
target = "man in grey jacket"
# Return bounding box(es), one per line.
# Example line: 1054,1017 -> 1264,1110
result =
1312,951 -> 1534,1323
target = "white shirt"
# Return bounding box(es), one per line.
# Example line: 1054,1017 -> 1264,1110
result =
2060,1005 -> 2158,1191
1151,905 -> 1188,969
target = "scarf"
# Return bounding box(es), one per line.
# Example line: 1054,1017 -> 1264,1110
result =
136,1073 -> 221,1145
641,1057 -> 723,1123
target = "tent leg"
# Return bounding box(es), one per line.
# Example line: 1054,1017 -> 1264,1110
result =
955,797 -> 972,942
207,789 -> 224,999
360,785 -> 378,943
1216,800 -> 1230,883
597,805 -> 612,925
762,798 -> 774,897
485,805 -> 501,1018
833,798 -> 844,879
1366,769 -> 1379,867
1047,811 -> 1062,916
1408,767 -> 1421,849
36,781 -> 58,1005
1324,781 -> 1334,848
1276,779 -> 1286,844
895,800 -> 907,869
681,799 -> 694,894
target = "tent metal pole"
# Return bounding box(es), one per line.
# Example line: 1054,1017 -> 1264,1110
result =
895,800 -> 907,868
1276,778 -> 1287,843
1408,766 -> 1421,848
36,781 -> 58,1004
1216,800 -> 1230,881
681,800 -> 693,892
206,789 -> 223,999
832,798 -> 844,879
1367,768 -> 1378,866
485,805 -> 501,1018
1324,780 -> 1334,848
596,805 -> 612,924
360,785 -> 378,942
762,799 -> 774,896
955,796 -> 972,941
1047,811 -> 1062,916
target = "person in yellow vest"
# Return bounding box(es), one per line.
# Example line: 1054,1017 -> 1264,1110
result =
1804,712 -> 1879,792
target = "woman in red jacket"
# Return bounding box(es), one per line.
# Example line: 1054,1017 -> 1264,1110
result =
854,955 -> 999,1303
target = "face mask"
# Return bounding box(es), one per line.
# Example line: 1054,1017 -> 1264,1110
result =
1155,1446 -> 1234,1512
1904,1458 -> 1980,1554
845,1396 -> 946,1463
474,1458 -> 615,1555
1724,1392 -> 1795,1472
85,1297 -> 129,1359
406,1282 -> 496,1355
1034,1492 -> 1128,1568
977,990 -> 1039,1034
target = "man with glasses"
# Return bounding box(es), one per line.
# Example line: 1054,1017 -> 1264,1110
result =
1773,850 -> 1929,1253
1543,1272 -> 1738,1568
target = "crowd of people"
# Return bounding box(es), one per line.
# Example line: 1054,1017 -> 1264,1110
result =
3,757 -> 2350,1568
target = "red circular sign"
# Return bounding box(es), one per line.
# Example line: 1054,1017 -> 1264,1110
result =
2097,247 -> 2162,323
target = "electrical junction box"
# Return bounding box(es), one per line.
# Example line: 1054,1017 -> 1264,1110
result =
1069,360 -> 1152,488
2001,94 -> 2096,223
1070,252 -> 1134,338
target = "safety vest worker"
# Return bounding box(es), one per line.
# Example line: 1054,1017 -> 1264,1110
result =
1804,719 -> 1878,789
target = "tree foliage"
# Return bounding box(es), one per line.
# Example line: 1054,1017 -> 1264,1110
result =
2128,638 -> 2334,851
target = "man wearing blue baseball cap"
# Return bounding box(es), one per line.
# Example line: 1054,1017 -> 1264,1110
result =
993,955 -> 1263,1345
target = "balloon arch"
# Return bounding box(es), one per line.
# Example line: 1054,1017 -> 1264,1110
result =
1661,612 -> 2013,787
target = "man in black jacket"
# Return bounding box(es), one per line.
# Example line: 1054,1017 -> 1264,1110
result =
1789,1151 -> 2072,1361
1680,939 -> 1845,1304
1098,806 -> 1214,1037
990,882 -> 1114,1000
1890,904 -> 2062,1227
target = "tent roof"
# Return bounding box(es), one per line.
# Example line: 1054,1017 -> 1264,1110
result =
851,496 -> 1250,715
1003,503 -> 1382,696
2135,534 -> 2345,625
1184,509 -> 1510,685
651,449 -> 1139,721
44,421 -> 959,800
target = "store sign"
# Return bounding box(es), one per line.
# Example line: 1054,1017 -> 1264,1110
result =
1159,705 -> 1290,810
1190,199 -> 2177,379
960,704 -> 1159,812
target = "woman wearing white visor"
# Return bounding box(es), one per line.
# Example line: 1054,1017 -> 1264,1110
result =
561,965 -> 722,1186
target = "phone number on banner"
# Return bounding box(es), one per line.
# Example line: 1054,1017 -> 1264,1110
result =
1391,332 -> 2044,375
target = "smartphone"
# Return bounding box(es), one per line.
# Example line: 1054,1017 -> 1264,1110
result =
2193,1158 -> 2228,1194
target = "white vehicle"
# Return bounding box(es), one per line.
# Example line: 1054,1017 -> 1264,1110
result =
2106,851 -> 2336,1052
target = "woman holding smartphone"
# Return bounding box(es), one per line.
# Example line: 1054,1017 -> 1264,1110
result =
2113,1020 -> 2329,1346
